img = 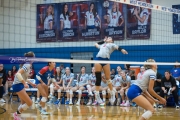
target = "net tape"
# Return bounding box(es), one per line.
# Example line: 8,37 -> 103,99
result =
109,0 -> 180,15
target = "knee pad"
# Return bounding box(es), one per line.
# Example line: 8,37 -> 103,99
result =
58,89 -> 61,92
69,90 -> 73,94
87,85 -> 91,89
107,79 -> 112,85
18,104 -> 22,111
102,90 -> 106,95
66,90 -> 70,93
95,72 -> 101,86
142,110 -> 152,120
78,90 -> 82,94
107,89 -> 110,93
41,97 -> 47,103
21,103 -> 29,110
113,88 -> 117,92
50,84 -> 54,88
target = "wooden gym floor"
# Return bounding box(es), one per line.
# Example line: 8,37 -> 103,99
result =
0,97 -> 180,120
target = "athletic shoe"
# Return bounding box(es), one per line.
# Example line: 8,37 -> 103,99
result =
131,102 -> 137,107
0,99 -> 6,103
86,101 -> 92,106
13,112 -> 22,120
99,101 -> 106,106
48,94 -> 53,99
76,101 -> 80,106
92,101 -> 98,106
65,100 -> 69,105
120,102 -> 125,107
36,104 -> 42,111
95,93 -> 103,104
158,105 -> 163,108
54,99 -> 61,105
116,100 -> 120,106
69,101 -> 73,105
176,104 -> 179,109
40,109 -> 50,115
123,102 -> 130,107
153,103 -> 157,108
47,100 -> 53,104
35,100 -> 40,104
88,93 -> 94,97
110,91 -> 115,105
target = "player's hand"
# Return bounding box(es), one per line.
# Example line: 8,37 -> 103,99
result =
121,49 -> 128,54
134,8 -> 138,15
24,83 -> 29,88
55,85 -> 60,89
159,98 -> 166,105
31,83 -> 36,88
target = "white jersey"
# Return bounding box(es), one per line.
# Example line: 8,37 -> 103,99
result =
133,69 -> 156,92
113,74 -> 122,87
96,43 -> 117,59
13,64 -> 31,85
62,73 -> 74,86
85,11 -> 98,26
138,8 -> 149,25
60,14 -> 71,29
107,10 -> 122,27
88,74 -> 96,86
120,76 -> 131,87
44,15 -> 53,30
78,73 -> 89,86
101,81 -> 108,87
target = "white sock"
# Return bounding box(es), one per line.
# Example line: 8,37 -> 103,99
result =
42,107 -> 46,110
103,98 -> 106,102
69,99 -> 72,102
95,91 -> 99,95
123,100 -> 125,103
77,99 -> 81,103
126,100 -> 129,103
118,98 -> 120,102
67,98 -> 69,101
37,98 -> 40,101
89,99 -> 92,102
89,91 -> 93,95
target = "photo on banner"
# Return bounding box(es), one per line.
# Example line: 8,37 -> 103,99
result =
101,0 -> 125,40
172,5 -> 180,34
57,3 -> 79,41
36,4 -> 58,42
78,1 -> 102,41
126,0 -> 151,39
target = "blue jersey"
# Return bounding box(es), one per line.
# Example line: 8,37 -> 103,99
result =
36,66 -> 55,85
171,68 -> 180,78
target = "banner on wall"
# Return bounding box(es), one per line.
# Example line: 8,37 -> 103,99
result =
36,0 -> 152,42
172,5 -> 180,34
36,4 -> 59,42
126,0 -> 151,39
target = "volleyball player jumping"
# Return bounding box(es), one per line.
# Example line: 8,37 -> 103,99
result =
127,59 -> 166,120
94,36 -> 128,105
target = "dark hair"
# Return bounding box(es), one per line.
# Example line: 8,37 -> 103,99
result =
62,3 -> 69,20
11,65 -> 17,73
24,51 -> 34,57
165,70 -> 171,74
125,64 -> 130,70
47,62 -> 51,66
7,70 -> 12,77
174,61 -> 180,68
90,2 -> 97,18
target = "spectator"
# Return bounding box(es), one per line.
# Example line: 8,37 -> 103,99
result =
0,63 -> 6,103
110,68 -> 116,79
28,65 -> 35,79
6,70 -> 14,93
129,70 -> 135,80
153,71 -> 162,93
159,70 -> 179,108
137,66 -> 145,80
171,61 -> 180,82
60,64 -> 65,76
11,65 -> 17,77
124,64 -> 130,75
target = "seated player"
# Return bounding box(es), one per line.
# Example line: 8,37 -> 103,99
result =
70,66 -> 88,105
62,67 -> 74,105
86,67 -> 96,105
119,70 -> 131,107
112,66 -> 122,106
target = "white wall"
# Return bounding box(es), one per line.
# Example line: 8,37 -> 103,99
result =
0,0 -> 180,49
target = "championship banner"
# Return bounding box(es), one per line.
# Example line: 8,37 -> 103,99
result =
36,4 -> 58,42
78,1 -> 102,41
126,0 -> 151,39
57,3 -> 79,41
101,0 -> 125,40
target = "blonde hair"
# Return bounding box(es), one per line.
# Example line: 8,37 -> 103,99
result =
144,58 -> 156,70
